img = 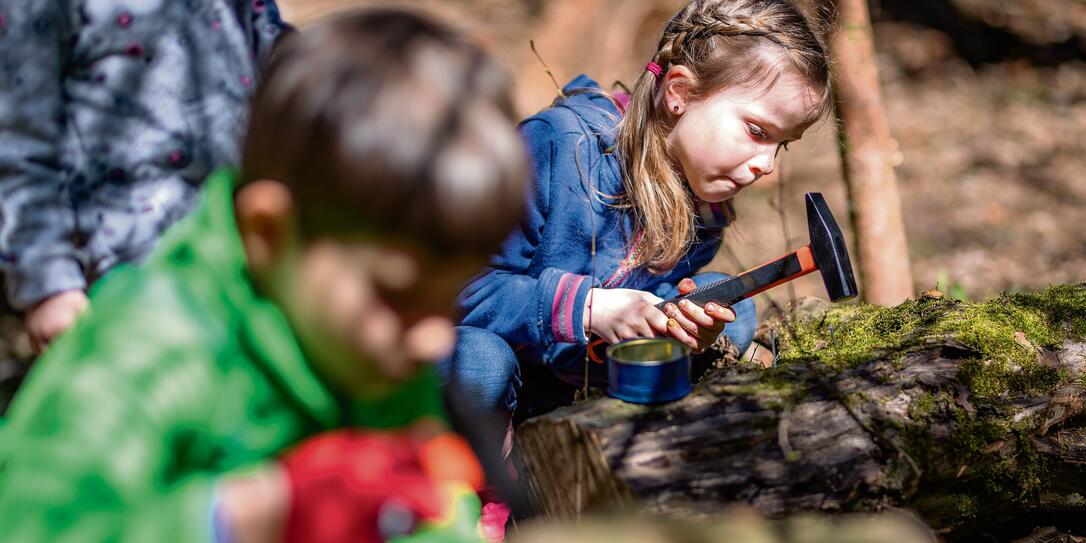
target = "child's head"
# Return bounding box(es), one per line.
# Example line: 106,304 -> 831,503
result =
617,0 -> 831,272
236,10 -> 525,396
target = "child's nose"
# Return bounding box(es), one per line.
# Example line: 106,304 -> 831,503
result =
748,149 -> 775,179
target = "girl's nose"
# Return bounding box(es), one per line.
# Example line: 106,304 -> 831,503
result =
748,147 -> 775,179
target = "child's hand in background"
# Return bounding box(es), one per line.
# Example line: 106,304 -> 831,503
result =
660,278 -> 736,353
584,288 -> 670,344
25,290 -> 89,353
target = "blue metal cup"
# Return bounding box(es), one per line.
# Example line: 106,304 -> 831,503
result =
606,338 -> 692,404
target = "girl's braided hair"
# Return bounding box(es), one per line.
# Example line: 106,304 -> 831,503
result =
616,0 -> 831,273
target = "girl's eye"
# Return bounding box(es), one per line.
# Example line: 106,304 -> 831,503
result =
747,123 -> 768,140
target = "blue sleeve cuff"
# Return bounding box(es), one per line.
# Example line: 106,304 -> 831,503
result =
545,271 -> 598,346
5,255 -> 85,309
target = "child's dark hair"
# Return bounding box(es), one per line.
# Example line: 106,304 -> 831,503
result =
241,9 -> 526,256
617,0 -> 831,273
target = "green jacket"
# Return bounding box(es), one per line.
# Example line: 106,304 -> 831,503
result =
0,170 -> 470,542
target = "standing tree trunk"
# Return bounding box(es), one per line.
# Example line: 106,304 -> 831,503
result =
827,0 -> 914,305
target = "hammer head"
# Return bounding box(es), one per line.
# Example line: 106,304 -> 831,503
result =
806,192 -> 859,302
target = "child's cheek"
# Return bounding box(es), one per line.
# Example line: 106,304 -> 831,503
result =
351,307 -> 408,370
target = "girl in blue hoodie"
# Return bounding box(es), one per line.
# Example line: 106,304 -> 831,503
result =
445,0 -> 834,420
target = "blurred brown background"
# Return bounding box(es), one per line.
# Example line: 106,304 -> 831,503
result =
279,0 -> 1086,310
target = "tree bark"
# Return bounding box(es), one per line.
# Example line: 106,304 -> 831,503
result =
827,0 -> 915,305
515,333 -> 1086,538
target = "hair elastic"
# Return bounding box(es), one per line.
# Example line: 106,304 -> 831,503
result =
645,62 -> 663,78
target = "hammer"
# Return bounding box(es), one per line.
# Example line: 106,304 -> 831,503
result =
588,192 -> 857,361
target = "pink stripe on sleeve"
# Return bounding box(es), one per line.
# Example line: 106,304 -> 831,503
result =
560,275 -> 587,342
551,273 -> 573,340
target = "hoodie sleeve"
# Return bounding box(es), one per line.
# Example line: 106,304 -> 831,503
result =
0,0 -> 84,309
457,116 -> 598,348
0,346 -> 220,543
243,0 -> 290,67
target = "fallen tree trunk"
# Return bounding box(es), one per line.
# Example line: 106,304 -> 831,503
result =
514,286 -> 1086,538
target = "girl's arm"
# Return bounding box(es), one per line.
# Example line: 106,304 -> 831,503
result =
457,117 -> 599,349
0,0 -> 84,309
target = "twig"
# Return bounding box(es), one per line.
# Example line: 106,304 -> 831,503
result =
771,330 -> 778,367
529,40 -> 564,98
778,410 -> 797,460
776,158 -> 797,306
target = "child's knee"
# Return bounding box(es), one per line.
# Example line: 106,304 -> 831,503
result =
440,327 -> 521,413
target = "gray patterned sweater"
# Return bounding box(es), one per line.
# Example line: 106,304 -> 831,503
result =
0,0 -> 284,309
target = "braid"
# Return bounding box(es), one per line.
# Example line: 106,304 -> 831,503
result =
653,4 -> 792,67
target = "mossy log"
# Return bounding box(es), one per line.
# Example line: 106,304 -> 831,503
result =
514,285 -> 1086,538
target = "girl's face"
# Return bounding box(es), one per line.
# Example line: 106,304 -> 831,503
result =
665,69 -> 821,203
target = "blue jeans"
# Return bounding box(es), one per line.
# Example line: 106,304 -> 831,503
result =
438,273 -> 757,417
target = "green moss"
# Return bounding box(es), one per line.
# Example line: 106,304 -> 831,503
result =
1009,284 -> 1086,338
710,370 -> 808,410
773,285 -> 1086,401
950,408 -> 1008,456
914,493 -> 979,524
907,392 -> 937,422
774,296 -> 955,370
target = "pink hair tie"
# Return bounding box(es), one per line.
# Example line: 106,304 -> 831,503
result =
645,62 -> 663,78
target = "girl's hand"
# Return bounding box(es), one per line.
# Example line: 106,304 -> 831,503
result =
660,278 -> 736,353
584,288 -> 670,344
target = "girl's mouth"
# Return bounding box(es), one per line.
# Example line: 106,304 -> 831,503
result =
726,175 -> 756,188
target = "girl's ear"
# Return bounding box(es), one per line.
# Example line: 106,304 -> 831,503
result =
662,64 -> 696,116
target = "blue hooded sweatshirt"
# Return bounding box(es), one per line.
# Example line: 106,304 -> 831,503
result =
457,75 -> 733,373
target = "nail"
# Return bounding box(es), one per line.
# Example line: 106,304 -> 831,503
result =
678,299 -> 690,309
705,302 -> 718,312
667,318 -> 679,328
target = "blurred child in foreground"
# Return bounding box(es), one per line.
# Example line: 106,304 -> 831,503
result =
0,10 -> 525,543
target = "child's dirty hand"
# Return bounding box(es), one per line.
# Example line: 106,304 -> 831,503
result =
660,278 -> 736,353
584,288 -> 670,344
25,290 -> 89,354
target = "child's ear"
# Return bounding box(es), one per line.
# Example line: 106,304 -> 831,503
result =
234,180 -> 297,271
662,64 -> 696,116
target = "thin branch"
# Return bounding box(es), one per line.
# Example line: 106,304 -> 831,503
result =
530,40 -> 564,98
777,158 -> 798,306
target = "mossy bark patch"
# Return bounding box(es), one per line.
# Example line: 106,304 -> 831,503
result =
769,284 -> 1086,401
